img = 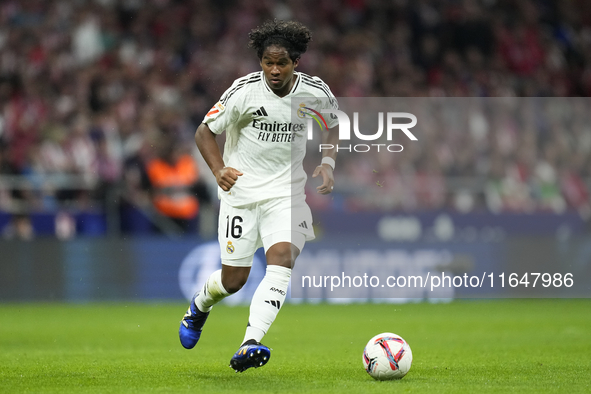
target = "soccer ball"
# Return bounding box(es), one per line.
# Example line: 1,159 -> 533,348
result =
362,332 -> 413,380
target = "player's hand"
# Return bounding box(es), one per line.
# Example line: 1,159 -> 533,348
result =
312,164 -> 334,195
215,167 -> 243,191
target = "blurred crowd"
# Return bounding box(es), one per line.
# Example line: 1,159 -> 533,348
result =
0,0 -> 590,236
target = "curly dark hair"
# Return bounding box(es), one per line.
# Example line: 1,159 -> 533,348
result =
248,20 -> 312,62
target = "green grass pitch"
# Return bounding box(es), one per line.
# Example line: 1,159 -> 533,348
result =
1,300 -> 590,393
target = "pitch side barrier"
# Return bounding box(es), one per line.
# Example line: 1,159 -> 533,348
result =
0,232 -> 590,301
1,234 -> 590,302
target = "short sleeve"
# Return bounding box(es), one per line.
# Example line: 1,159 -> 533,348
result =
324,93 -> 339,129
202,81 -> 245,134
320,82 -> 339,129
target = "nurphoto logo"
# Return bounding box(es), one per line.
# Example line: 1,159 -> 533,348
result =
305,109 -> 418,153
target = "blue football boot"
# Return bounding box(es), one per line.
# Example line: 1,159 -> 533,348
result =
179,294 -> 209,349
229,339 -> 271,372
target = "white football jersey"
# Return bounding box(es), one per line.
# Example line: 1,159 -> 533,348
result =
203,71 -> 338,206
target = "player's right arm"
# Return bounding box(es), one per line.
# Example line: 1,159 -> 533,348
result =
198,74 -> 258,191
194,123 -> 242,192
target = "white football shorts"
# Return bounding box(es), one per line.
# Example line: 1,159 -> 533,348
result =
218,195 -> 315,267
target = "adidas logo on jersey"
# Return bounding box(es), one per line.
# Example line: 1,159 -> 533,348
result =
265,300 -> 281,309
252,106 -> 268,117
298,221 -> 308,229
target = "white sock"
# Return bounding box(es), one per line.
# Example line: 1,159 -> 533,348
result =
194,269 -> 230,313
243,265 -> 291,344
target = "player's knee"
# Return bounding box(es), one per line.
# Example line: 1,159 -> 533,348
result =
266,243 -> 298,269
221,265 -> 251,294
222,276 -> 248,294
268,253 -> 294,269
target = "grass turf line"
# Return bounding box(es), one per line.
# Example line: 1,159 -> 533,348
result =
0,300 -> 590,393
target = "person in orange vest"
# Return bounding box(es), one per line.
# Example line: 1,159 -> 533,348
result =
146,134 -> 200,233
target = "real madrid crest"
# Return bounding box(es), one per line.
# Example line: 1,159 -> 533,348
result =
296,103 -> 307,118
226,241 -> 235,254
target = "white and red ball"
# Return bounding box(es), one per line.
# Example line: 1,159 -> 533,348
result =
362,332 -> 413,380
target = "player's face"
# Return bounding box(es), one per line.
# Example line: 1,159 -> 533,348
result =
260,45 -> 299,97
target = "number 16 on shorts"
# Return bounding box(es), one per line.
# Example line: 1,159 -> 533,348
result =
223,215 -> 241,255
218,201 -> 260,260
226,215 -> 243,239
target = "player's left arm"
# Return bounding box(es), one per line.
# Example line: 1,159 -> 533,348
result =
312,126 -> 338,195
